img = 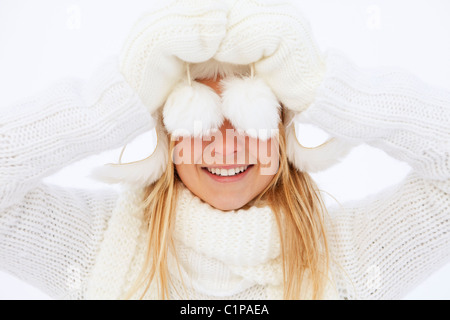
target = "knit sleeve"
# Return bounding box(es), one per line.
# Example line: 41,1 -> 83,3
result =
298,51 -> 450,299
0,57 -> 155,299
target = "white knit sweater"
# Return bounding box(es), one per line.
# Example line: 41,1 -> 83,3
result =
0,52 -> 449,300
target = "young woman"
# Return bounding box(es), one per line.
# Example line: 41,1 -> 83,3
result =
0,0 -> 449,300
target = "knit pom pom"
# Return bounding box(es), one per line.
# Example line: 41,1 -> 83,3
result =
89,124 -> 169,187
220,76 -> 280,140
163,81 -> 224,138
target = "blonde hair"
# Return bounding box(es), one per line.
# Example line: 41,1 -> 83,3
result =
126,108 -> 330,300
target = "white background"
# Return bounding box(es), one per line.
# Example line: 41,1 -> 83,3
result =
0,0 -> 449,299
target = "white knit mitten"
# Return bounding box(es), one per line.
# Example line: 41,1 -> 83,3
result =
216,0 -> 326,113
119,0 -> 228,115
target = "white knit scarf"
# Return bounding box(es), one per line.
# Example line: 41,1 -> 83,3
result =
85,182 -> 339,300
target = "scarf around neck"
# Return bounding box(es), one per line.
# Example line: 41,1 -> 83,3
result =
85,182 -> 338,300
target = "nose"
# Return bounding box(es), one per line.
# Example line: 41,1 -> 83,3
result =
209,119 -> 244,162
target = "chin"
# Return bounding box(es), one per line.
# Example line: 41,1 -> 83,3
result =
207,196 -> 250,211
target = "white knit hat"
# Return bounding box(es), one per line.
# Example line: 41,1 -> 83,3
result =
91,0 -> 354,187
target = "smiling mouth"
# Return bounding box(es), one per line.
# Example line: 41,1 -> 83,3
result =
201,165 -> 253,177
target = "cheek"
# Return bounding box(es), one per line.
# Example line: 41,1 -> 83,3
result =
249,137 -> 279,176
173,137 -> 204,165
175,164 -> 201,190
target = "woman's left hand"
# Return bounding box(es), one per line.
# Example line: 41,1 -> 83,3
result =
216,0 -> 326,114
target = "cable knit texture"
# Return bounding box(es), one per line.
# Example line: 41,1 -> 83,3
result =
0,50 -> 449,299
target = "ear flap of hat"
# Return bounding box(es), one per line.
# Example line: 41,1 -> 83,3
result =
163,80 -> 224,138
285,110 -> 355,172
89,118 -> 169,187
220,76 -> 280,141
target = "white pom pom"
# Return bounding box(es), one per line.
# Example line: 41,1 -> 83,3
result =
163,81 -> 224,137
221,76 -> 280,140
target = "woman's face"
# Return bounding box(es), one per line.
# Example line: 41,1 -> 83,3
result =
173,78 -> 279,211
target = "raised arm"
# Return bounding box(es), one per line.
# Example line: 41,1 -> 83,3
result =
297,51 -> 450,299
0,57 -> 155,299
0,57 -> 154,210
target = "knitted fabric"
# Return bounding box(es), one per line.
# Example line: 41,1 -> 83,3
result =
85,183 -> 339,299
0,51 -> 449,299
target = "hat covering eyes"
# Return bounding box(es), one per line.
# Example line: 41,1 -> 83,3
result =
90,0 -> 353,187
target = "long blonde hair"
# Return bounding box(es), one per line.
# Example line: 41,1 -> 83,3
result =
126,109 -> 330,300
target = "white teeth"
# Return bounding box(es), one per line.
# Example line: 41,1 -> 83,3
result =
206,165 -> 249,177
